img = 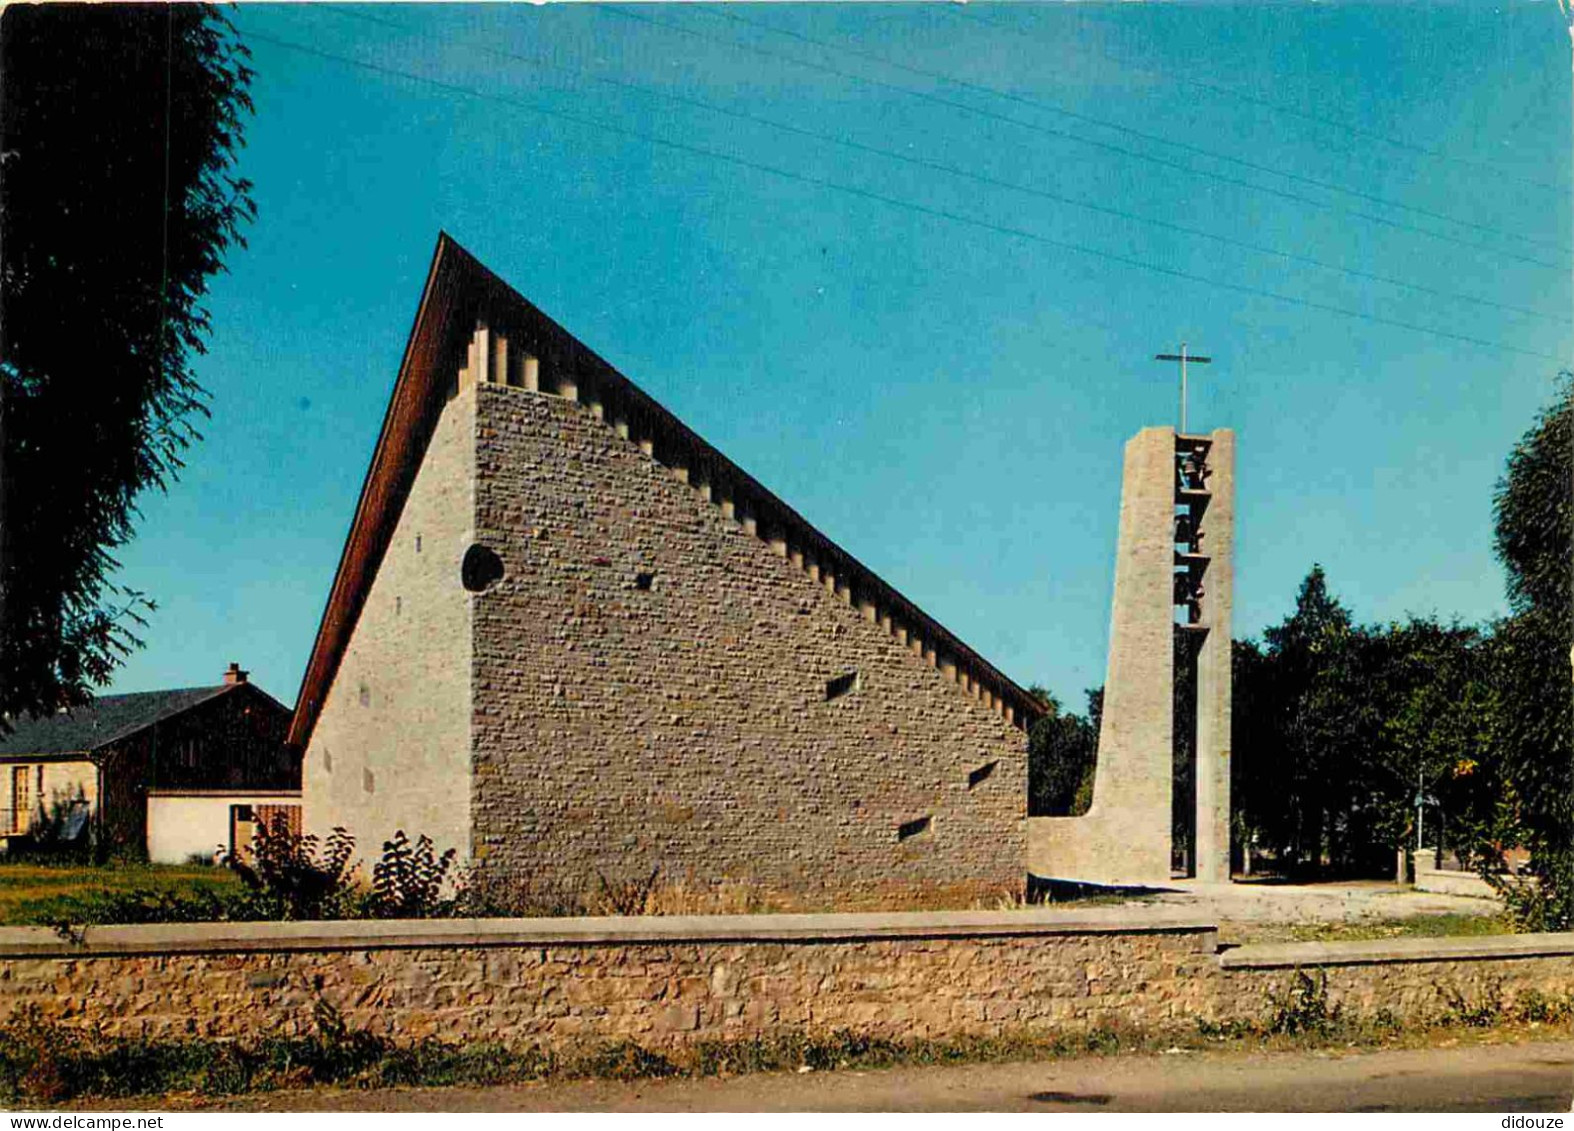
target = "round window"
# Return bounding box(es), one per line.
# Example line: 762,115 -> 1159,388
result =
461,543 -> 505,593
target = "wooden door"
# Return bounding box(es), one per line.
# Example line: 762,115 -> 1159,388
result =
228,803 -> 256,863
11,766 -> 30,834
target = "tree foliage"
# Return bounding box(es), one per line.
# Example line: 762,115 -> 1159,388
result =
0,5 -> 255,722
1027,686 -> 1100,817
1488,373 -> 1574,927
1233,566 -> 1500,877
1236,566 -> 1366,871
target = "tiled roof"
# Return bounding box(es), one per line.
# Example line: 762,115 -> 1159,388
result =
0,685 -> 233,757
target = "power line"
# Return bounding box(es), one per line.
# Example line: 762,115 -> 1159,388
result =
322,4 -> 1568,328
715,4 -> 1572,257
598,4 -> 1569,274
236,25 -> 1565,364
958,3 -> 1569,198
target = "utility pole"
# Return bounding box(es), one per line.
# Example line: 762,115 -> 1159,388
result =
1155,343 -> 1213,435
1415,768 -> 1425,853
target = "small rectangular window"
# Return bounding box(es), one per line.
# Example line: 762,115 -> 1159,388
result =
825,671 -> 859,701
634,571 -> 656,591
897,815 -> 932,842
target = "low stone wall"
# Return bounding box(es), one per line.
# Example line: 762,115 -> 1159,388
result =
0,910 -> 1218,1044
1412,862 -> 1500,900
1219,934 -> 1574,1023
2,911 -> 1572,1049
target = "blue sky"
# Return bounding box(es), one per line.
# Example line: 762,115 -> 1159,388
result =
108,2 -> 1573,712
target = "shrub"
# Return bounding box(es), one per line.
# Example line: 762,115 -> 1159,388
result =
369,832 -> 458,919
1487,858 -> 1571,933
1265,970 -> 1342,1036
232,817 -> 363,920
0,1005 -> 88,1103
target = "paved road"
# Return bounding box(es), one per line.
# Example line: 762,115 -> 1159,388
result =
209,1038 -> 1574,1112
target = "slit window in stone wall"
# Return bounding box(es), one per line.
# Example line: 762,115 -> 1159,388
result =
634,571 -> 656,591
461,544 -> 505,593
897,815 -> 932,842
358,684 -> 370,708
825,671 -> 859,701
415,535 -> 422,554
968,760 -> 998,789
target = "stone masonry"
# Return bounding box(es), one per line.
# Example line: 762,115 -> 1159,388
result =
3,913 -> 1572,1049
0,912 -> 1225,1044
294,238 -> 1037,901
469,384 -> 1026,899
303,384 -> 475,859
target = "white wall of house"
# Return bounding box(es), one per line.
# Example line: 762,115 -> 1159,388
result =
146,791 -> 300,864
1,759 -> 96,837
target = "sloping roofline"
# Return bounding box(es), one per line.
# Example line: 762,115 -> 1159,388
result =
0,682 -> 278,759
287,233 -> 1046,748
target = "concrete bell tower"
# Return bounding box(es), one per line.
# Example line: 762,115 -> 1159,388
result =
1029,426 -> 1235,886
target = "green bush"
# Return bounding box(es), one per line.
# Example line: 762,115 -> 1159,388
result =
369,832 -> 457,919
232,818 -> 363,921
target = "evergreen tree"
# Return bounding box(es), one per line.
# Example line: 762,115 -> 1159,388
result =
1258,565 -> 1362,871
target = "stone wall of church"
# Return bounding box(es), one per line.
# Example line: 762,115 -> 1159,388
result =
468,383 -> 1027,902
302,387 -> 476,867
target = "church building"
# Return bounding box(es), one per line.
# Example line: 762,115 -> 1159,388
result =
289,235 -> 1043,903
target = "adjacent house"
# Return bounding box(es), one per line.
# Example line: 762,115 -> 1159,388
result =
0,663 -> 297,861
290,235 -> 1044,904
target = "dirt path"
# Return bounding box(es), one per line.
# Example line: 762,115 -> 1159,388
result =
162,1036 -> 1574,1113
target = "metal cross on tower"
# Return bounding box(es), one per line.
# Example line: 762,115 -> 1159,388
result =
1155,343 -> 1212,435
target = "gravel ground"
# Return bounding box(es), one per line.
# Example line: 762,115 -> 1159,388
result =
1082,878 -> 1504,940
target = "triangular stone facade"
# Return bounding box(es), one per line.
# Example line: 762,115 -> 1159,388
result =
295,236 -> 1038,903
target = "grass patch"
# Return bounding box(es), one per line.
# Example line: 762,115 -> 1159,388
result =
1222,912 -> 1516,946
1282,913 -> 1514,944
0,861 -> 240,927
